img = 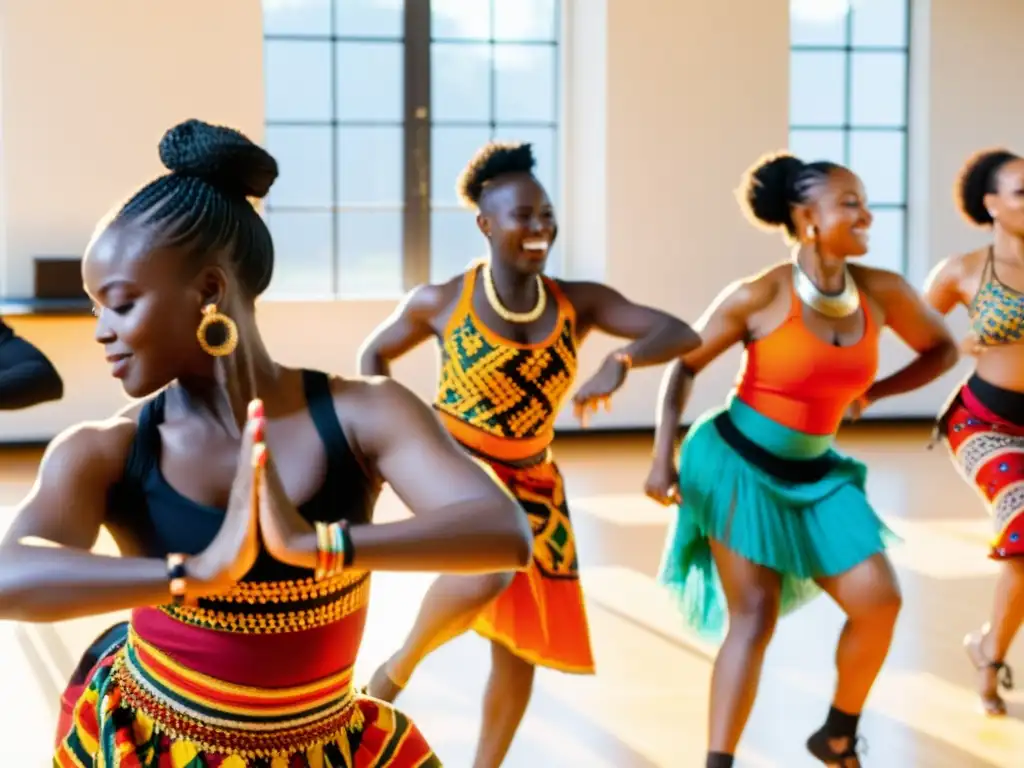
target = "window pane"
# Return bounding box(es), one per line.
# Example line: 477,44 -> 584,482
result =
790,0 -> 848,45
432,0 -> 491,40
335,0 -> 404,38
432,43 -> 492,122
862,207 -> 905,273
432,126 -> 492,205
431,210 -> 486,283
337,210 -> 404,297
335,42 -> 403,122
265,211 -> 334,298
337,126 -> 404,205
849,130 -> 905,205
494,126 -> 558,205
493,0 -> 558,42
263,0 -> 331,35
265,126 -> 332,208
789,129 -> 845,165
790,52 -> 846,126
850,52 -> 907,128
851,0 -> 908,47
494,44 -> 557,123
265,40 -> 332,121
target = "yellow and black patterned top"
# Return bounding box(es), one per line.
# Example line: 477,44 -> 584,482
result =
435,263 -> 578,461
971,246 -> 1024,346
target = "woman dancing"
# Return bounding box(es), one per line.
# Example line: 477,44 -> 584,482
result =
0,119 -> 534,767
925,148 -> 1024,716
357,141 -> 700,767
644,152 -> 957,767
0,317 -> 63,409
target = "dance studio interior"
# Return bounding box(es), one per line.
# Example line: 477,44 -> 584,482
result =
1,0 -> 1022,766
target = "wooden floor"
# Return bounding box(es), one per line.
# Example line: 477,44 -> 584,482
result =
1,426 -> 1023,766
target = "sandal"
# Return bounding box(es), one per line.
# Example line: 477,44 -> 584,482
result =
964,631 -> 1014,717
806,727 -> 866,767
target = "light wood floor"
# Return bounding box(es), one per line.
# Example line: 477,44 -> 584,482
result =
1,427 -> 1022,767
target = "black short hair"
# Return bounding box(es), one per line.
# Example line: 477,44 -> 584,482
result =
955,148 -> 1020,227
112,119 -> 279,297
737,151 -> 845,239
455,141 -> 536,209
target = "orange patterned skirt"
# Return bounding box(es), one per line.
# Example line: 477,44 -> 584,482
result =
472,455 -> 595,674
54,625 -> 441,767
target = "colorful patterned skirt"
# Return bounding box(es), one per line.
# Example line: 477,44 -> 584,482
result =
658,396 -> 896,643
941,374 -> 1024,558
53,623 -> 441,767
470,454 -> 595,674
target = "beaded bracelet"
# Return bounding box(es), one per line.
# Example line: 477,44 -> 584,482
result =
314,520 -> 354,580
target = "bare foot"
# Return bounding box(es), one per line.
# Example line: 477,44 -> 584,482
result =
364,660 -> 405,703
964,630 -> 1011,717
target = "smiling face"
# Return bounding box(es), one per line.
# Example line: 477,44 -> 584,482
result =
793,167 -> 873,258
83,221 -> 219,398
475,172 -> 558,276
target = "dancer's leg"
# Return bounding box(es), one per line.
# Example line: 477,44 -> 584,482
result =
806,553 -> 902,766
706,539 -> 783,758
471,641 -> 535,768
966,557 -> 1024,715
367,571 -> 514,701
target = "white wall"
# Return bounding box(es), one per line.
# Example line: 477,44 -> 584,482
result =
0,0 -> 1018,443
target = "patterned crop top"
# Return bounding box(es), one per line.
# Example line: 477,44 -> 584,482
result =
970,246 -> 1024,347
434,264 -> 578,462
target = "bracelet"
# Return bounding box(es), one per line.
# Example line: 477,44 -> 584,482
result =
613,350 -> 633,370
314,520 -> 354,580
166,553 -> 188,606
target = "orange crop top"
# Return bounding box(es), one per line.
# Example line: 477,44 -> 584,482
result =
734,286 -> 879,436
434,264 -> 578,462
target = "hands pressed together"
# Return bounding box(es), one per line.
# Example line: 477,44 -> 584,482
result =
183,399 -> 315,601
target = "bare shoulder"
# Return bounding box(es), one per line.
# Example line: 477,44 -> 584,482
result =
719,262 -> 787,315
36,414 -> 137,485
403,275 -> 463,319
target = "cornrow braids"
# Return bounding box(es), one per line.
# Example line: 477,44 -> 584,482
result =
738,151 -> 845,239
113,120 -> 279,297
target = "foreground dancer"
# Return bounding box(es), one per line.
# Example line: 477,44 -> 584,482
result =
0,317 -> 63,409
925,148 -> 1024,716
358,141 -> 700,766
645,152 -> 957,767
0,120 -> 534,767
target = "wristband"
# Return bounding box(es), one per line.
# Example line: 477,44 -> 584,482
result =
167,553 -> 188,606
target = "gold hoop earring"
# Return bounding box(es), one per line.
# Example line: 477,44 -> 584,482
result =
196,304 -> 239,357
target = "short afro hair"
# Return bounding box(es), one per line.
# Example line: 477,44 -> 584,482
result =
455,141 -> 536,209
955,148 -> 1020,227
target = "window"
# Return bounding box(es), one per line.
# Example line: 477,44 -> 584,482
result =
789,0 -> 911,274
262,0 -> 562,299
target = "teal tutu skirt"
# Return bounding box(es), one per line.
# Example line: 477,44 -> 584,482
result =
657,396 -> 897,644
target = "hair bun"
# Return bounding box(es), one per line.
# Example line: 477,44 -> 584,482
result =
741,152 -> 805,228
158,119 -> 279,199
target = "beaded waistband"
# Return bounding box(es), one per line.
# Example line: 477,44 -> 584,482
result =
114,626 -> 363,757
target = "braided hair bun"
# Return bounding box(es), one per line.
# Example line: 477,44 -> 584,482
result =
158,119 -> 278,200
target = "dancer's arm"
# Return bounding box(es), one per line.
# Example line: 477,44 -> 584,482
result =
0,417 -> 263,623
564,281 -> 702,366
259,377 -> 533,574
645,278 -> 774,505
859,267 -> 959,404
0,323 -> 64,410
922,254 -> 968,316
356,284 -> 448,376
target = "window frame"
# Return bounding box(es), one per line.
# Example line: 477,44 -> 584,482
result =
262,0 -> 563,298
788,2 -> 912,274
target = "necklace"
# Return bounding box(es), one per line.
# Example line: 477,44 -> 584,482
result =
792,262 -> 860,318
482,264 -> 546,324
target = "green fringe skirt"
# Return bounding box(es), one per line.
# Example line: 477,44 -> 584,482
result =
657,396 -> 896,643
